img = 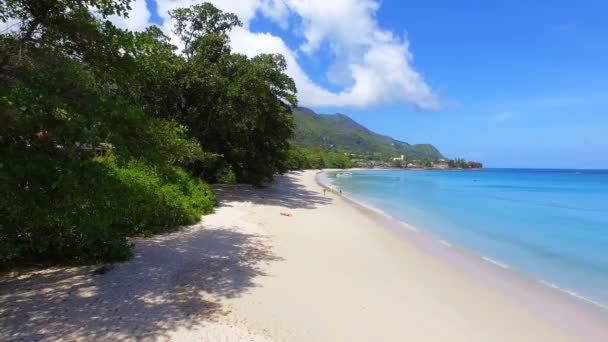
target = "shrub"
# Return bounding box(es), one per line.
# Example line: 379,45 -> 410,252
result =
101,157 -> 216,234
0,152 -> 216,265
282,145 -> 354,170
215,165 -> 237,185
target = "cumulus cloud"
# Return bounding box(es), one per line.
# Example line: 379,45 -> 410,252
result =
109,0 -> 151,32
116,0 -> 440,109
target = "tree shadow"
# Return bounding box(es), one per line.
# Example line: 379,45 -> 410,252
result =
213,171 -> 332,209
0,222 -> 280,341
0,171 -> 325,341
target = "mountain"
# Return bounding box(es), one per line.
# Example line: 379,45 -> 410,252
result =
293,107 -> 444,160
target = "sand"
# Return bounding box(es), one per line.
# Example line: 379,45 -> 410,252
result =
2,170 -> 608,341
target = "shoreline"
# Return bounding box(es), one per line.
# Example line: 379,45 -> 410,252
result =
3,170 -> 608,341
317,170 -> 608,334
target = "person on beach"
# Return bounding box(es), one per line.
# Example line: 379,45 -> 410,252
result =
323,188 -> 327,196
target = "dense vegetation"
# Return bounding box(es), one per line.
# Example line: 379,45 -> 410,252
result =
0,1 -> 296,265
448,159 -> 483,169
293,107 -> 444,160
284,144 -> 354,170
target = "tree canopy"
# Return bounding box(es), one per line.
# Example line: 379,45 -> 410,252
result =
0,1 -> 298,265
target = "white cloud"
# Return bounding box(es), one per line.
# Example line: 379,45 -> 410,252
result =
1,17 -> 22,35
109,0 -> 151,32
113,0 -> 440,110
287,0 -> 379,55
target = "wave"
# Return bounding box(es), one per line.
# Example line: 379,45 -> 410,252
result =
538,280 -> 608,311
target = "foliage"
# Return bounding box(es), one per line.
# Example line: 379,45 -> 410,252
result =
101,157 -> 216,233
1,0 -> 300,265
214,165 -> 237,185
170,3 -> 241,56
293,107 -> 443,160
118,4 -> 298,185
448,158 -> 483,169
284,145 -> 354,170
0,1 -> 299,265
390,159 -> 403,168
419,159 -> 433,168
0,34 -> 215,264
0,152 -> 215,264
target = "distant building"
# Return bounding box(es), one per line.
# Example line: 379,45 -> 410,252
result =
432,160 -> 449,169
392,154 -> 404,161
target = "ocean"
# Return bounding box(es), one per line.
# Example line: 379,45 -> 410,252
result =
322,169 -> 608,307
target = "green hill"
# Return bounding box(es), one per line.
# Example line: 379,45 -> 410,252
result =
293,107 -> 444,160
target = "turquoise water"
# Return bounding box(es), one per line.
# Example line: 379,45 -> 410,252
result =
325,169 -> 608,305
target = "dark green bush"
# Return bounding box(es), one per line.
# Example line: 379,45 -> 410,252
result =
0,152 -> 215,265
102,156 -> 216,234
215,165 -> 237,185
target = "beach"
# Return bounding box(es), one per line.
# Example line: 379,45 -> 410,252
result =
2,170 -> 608,341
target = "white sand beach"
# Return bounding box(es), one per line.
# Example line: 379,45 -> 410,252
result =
2,170 -> 608,341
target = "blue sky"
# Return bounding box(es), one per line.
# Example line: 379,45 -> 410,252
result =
138,0 -> 608,168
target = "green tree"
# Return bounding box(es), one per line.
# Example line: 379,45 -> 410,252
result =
165,4 -> 297,185
391,159 -> 403,168
170,3 -> 241,57
0,0 -> 216,265
1,0 -> 301,265
419,159 -> 433,167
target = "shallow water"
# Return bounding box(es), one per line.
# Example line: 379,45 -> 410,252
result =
324,169 -> 608,305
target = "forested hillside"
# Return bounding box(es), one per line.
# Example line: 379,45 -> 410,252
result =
0,1 -> 296,265
293,108 -> 444,160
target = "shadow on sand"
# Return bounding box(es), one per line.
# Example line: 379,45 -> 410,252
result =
0,172 -> 329,341
213,171 -> 332,209
0,174 -> 331,341
0,225 -> 278,341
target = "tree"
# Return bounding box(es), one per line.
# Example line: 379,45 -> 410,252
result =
159,4 -> 297,185
391,159 -> 403,168
0,0 -> 215,265
419,159 -> 433,167
170,3 -> 241,57
1,1 -> 301,265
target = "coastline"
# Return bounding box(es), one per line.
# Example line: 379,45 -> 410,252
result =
317,169 -> 608,311
2,170 -> 608,341
315,170 -> 608,338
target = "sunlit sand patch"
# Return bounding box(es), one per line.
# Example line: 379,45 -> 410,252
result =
76,286 -> 98,298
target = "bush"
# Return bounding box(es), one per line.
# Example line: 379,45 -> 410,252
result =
283,145 -> 354,170
0,152 -> 216,265
102,157 -> 216,234
283,144 -> 310,170
215,165 -> 237,185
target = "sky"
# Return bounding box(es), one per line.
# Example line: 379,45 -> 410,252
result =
115,0 -> 608,168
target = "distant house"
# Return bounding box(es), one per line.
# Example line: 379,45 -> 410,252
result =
432,160 -> 449,169
392,154 -> 404,161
